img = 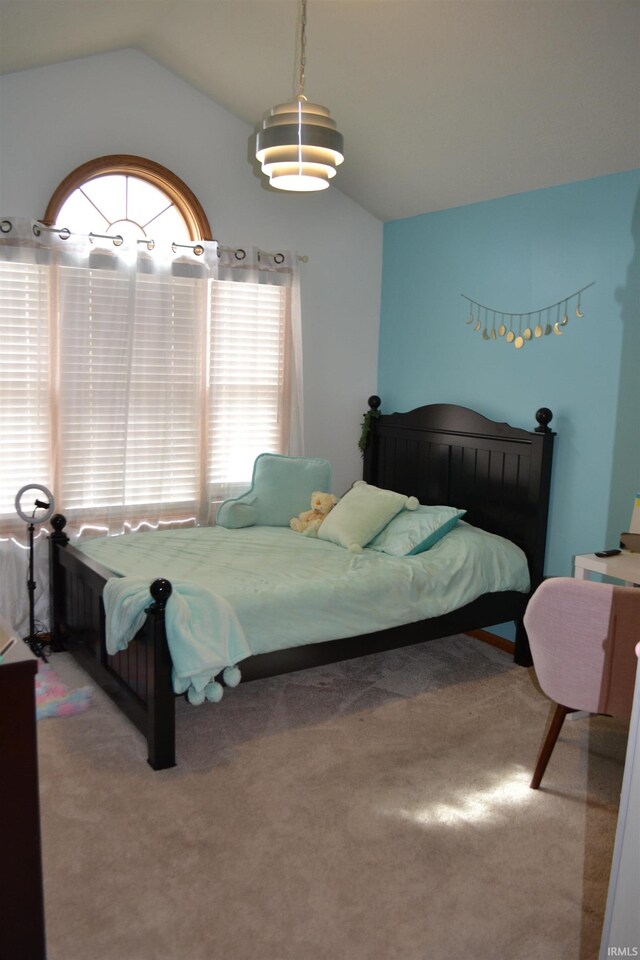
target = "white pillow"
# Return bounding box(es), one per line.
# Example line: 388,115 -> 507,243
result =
318,480 -> 418,553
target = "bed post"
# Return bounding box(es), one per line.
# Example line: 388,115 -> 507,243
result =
48,514 -> 69,653
145,579 -> 176,771
362,395 -> 382,482
514,622 -> 533,667
513,407 -> 555,667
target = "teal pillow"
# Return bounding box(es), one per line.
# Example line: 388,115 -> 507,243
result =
216,453 -> 332,528
368,505 -> 466,556
215,501 -> 257,529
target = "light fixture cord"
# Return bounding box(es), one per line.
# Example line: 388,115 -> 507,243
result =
297,0 -> 307,99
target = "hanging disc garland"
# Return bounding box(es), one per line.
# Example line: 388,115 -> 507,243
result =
553,303 -> 563,336
534,312 -> 543,339
514,313 -> 524,350
462,282 -> 594,349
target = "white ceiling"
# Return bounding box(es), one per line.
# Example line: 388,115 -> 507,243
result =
1,0 -> 639,222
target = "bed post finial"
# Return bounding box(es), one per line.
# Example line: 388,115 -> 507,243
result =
534,408 -> 553,433
149,578 -> 172,611
49,513 -> 69,545
368,395 -> 381,412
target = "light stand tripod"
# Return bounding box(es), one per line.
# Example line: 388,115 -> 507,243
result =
15,485 -> 56,661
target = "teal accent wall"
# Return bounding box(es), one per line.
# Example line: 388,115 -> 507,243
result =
379,170 -> 640,589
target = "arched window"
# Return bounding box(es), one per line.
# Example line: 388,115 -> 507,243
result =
0,157 -> 301,547
43,155 -> 212,243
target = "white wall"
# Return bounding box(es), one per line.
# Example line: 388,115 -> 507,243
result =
0,48 -> 382,495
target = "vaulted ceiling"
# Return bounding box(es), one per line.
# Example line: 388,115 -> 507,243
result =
1,0 -> 639,221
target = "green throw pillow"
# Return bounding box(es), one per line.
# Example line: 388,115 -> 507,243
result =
318,481 -> 418,552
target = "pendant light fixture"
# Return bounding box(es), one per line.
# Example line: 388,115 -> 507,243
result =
255,0 -> 344,192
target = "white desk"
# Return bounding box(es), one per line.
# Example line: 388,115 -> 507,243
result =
573,550 -> 640,587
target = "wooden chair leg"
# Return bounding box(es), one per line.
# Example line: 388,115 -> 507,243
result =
530,703 -> 574,789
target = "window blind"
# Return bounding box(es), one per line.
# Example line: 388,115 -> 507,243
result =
208,279 -> 288,501
57,266 -> 204,514
0,247 -> 292,530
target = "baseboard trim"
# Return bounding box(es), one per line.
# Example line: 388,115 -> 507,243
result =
466,629 -> 514,654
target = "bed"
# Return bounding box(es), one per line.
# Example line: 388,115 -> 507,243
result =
48,398 -> 555,769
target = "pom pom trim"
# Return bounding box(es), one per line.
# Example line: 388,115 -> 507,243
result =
222,665 -> 242,688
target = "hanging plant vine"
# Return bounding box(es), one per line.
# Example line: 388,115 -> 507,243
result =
358,407 -> 381,456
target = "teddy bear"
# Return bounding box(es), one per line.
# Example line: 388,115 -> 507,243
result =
290,491 -> 338,536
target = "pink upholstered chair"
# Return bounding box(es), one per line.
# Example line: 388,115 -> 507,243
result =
523,577 -> 639,789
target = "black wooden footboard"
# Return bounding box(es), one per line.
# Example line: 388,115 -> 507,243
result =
49,515 -> 177,770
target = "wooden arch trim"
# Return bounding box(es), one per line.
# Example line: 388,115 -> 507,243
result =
43,155 -> 213,241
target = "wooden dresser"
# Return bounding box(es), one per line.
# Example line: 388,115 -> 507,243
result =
0,638 -> 47,960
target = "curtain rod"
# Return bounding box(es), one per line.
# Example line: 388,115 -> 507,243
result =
217,244 -> 308,263
27,222 -> 308,262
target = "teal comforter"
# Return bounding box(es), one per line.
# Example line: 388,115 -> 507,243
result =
77,523 -> 529,703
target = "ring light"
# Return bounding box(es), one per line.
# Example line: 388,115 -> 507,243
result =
15,484 -> 56,525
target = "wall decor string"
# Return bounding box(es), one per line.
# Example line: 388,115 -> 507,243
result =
462,282 -> 594,348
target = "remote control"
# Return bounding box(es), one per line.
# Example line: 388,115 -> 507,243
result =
594,549 -> 622,557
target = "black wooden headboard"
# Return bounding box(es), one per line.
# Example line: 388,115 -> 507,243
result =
362,397 -> 555,590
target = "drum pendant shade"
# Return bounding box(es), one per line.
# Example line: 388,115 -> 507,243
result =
255,2 -> 344,192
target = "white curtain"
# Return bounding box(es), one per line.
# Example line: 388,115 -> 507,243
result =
209,245 -> 304,504
0,217 -> 303,633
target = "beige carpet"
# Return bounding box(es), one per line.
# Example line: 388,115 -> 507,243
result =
37,635 -> 628,960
